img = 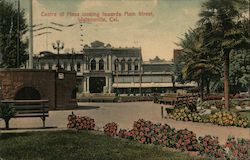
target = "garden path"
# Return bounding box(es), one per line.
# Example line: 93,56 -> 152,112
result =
0,102 -> 249,144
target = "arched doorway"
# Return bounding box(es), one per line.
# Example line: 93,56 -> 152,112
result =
89,77 -> 106,93
15,87 -> 41,100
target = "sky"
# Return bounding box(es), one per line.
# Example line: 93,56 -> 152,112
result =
16,0 -> 205,61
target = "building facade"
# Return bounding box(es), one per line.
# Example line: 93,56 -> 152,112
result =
34,41 -> 179,95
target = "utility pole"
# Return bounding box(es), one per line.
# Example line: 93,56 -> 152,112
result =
16,0 -> 20,68
139,49 -> 142,96
71,48 -> 75,71
29,0 -> 33,69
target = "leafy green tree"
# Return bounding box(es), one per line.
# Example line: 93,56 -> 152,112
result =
177,29 -> 221,99
0,0 -> 28,68
230,50 -> 250,95
0,103 -> 16,129
198,0 -> 249,109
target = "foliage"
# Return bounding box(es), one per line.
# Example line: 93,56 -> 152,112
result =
230,50 -> 250,95
198,135 -> 227,159
174,129 -> 199,151
103,122 -> 118,137
67,113 -> 95,130
67,112 -> 77,128
225,136 -> 250,160
0,131 -> 203,160
168,107 -> 250,128
176,0 -> 249,108
0,102 -> 16,129
0,0 -> 28,68
196,98 -> 210,109
209,111 -> 249,127
169,107 -> 202,122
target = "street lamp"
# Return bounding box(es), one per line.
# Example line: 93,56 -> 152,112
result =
71,48 -> 75,71
52,40 -> 64,70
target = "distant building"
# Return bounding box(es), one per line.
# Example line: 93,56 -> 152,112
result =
33,41 -> 195,95
173,49 -> 182,63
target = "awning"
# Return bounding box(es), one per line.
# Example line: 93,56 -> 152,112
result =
174,82 -> 197,87
112,82 -> 173,88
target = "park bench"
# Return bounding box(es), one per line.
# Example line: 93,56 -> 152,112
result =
1,100 -> 49,128
158,93 -> 199,113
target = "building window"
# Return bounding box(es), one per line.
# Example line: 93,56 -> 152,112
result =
91,59 -> 96,70
48,63 -> 52,70
77,63 -> 81,72
134,59 -> 139,71
114,59 -> 119,71
121,59 -> 125,71
41,63 -> 45,70
99,59 -> 104,70
64,63 -> 68,70
127,59 -> 132,71
70,63 -> 74,71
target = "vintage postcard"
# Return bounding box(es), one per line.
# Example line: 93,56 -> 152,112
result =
0,0 -> 249,159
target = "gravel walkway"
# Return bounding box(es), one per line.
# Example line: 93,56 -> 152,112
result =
1,102 -> 249,144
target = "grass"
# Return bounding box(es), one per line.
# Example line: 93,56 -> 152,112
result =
0,130 -> 205,160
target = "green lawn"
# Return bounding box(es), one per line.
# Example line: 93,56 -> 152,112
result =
0,130 -> 205,160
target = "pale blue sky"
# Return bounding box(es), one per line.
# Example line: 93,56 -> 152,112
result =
16,0 -> 205,60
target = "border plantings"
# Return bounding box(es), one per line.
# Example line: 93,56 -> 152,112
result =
103,122 -> 118,137
66,114 -> 250,159
0,130 -> 204,160
0,102 -> 16,129
67,113 -> 95,130
168,107 -> 250,128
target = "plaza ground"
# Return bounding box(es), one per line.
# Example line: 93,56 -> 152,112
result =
0,102 -> 249,144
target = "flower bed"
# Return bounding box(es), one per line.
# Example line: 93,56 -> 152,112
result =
67,113 -> 95,130
225,136 -> 250,160
198,135 -> 227,159
103,122 -> 118,137
66,114 -> 250,159
168,107 -> 250,128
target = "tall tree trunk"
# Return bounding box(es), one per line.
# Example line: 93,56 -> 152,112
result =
224,51 -> 230,110
206,78 -> 210,95
200,76 -> 204,100
5,119 -> 10,129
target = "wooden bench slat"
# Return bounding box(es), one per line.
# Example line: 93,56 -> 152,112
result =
15,114 -> 49,118
14,105 -> 49,110
16,110 -> 49,114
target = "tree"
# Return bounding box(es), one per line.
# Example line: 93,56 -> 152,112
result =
198,0 -> 249,109
177,29 -> 221,99
0,0 -> 28,68
0,103 -> 16,129
230,49 -> 250,95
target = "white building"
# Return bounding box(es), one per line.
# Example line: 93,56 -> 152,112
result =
34,41 -> 195,95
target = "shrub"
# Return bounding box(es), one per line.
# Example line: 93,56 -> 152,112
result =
103,122 -> 118,137
0,103 -> 16,129
67,112 -> 77,128
117,129 -> 129,138
169,108 -> 250,128
67,113 -> 95,130
173,129 -> 199,151
198,135 -> 227,159
169,107 -> 203,122
75,116 -> 95,130
209,111 -> 249,127
225,136 -> 250,160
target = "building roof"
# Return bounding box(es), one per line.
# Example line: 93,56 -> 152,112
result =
34,51 -> 84,60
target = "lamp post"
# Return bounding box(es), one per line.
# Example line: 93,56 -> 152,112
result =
71,48 -> 75,71
52,40 -> 64,70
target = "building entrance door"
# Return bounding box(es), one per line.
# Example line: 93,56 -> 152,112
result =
89,77 -> 106,93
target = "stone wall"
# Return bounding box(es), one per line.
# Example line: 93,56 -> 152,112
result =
0,69 -> 77,110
